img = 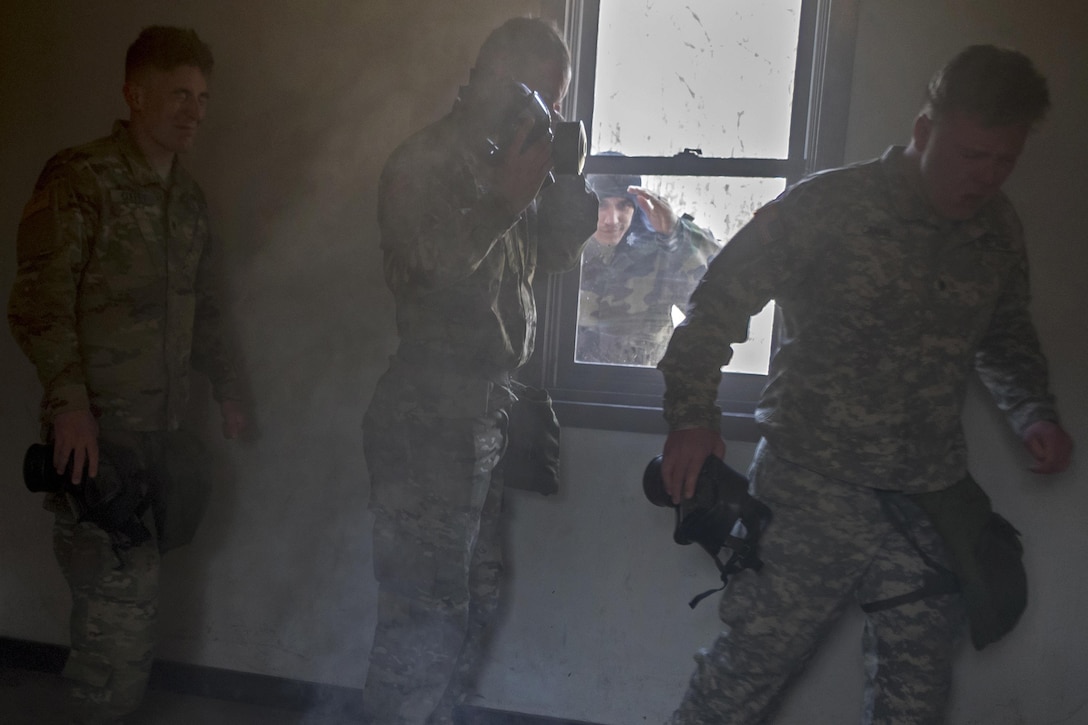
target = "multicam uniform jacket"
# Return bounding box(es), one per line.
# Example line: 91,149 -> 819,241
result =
660,146 -> 1059,493
577,216 -> 719,367
9,121 -> 241,432
376,106 -> 598,414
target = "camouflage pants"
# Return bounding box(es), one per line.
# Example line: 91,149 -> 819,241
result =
53,504 -> 159,725
362,382 -> 508,725
668,441 -> 966,725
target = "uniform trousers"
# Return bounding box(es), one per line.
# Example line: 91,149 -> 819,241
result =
362,372 -> 508,725
48,428 -> 210,724
53,504 -> 159,725
668,440 -> 966,725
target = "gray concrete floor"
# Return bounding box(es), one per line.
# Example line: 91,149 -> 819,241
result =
0,667 -> 358,725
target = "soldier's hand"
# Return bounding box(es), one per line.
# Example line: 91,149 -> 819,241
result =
1022,419 -> 1073,474
52,409 -> 99,485
661,427 -> 726,504
494,116 -> 554,216
629,186 -> 679,234
219,399 -> 250,440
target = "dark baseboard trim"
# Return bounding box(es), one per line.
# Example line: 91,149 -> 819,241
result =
0,636 -> 363,717
0,637 -> 68,674
0,637 -> 608,723
454,705 -> 607,724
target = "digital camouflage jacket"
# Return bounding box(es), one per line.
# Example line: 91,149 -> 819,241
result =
659,146 -> 1060,493
377,106 -> 598,389
9,121 -> 241,432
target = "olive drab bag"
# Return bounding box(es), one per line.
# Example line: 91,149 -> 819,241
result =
498,381 -> 561,496
912,474 -> 1027,650
865,474 -> 1028,650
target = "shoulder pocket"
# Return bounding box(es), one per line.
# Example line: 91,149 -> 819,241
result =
16,185 -> 64,259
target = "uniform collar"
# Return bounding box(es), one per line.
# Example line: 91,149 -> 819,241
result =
878,145 -> 1003,240
110,120 -> 197,193
880,145 -> 938,223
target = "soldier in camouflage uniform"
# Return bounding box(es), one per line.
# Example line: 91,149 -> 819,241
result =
656,46 -> 1074,724
8,27 -> 248,724
577,171 -> 719,367
362,17 -> 598,725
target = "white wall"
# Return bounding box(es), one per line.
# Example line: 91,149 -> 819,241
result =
0,2 -> 1085,724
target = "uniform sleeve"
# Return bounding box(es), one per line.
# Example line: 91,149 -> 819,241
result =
190,216 -> 243,403
657,216 -> 721,310
7,160 -> 96,421
534,174 -> 599,273
973,233 -> 1059,435
657,197 -> 811,431
378,142 -> 520,295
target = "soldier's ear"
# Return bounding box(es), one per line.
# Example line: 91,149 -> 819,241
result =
912,113 -> 933,152
122,80 -> 144,115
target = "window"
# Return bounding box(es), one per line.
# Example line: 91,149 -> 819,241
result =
529,0 -> 859,438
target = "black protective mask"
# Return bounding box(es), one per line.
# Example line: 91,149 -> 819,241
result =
458,78 -> 586,178
23,442 -> 152,549
643,454 -> 773,607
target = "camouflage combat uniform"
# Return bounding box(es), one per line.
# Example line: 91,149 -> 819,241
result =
659,146 -> 1060,724
577,217 -> 719,367
9,121 -> 241,724
363,106 -> 597,724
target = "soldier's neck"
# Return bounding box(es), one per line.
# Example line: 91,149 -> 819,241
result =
130,128 -> 176,181
143,150 -> 175,182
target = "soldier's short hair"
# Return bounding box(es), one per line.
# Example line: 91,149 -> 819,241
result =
924,45 -> 1049,127
125,26 -> 214,80
475,17 -> 570,81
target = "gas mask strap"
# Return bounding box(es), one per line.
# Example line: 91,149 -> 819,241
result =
687,534 -> 764,609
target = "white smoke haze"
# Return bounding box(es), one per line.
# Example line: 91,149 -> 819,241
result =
1,2 -> 1087,724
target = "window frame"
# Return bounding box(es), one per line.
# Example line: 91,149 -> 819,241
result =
528,0 -> 860,439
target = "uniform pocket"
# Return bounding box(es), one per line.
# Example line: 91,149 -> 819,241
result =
62,649 -> 112,689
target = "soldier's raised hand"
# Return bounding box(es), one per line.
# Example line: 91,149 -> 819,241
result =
629,185 -> 679,234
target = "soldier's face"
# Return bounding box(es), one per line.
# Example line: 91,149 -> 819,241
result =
913,111 -> 1028,220
595,196 -> 635,246
515,58 -> 569,118
126,64 -> 209,156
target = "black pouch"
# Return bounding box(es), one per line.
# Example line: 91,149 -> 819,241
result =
910,474 -> 1027,650
498,381 -> 561,496
152,429 -> 212,554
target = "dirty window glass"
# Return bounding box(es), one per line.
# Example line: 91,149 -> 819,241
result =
530,0 -> 855,435
592,0 -> 802,159
574,0 -> 802,375
574,175 -> 782,374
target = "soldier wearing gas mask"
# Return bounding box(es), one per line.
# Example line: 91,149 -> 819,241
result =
362,17 -> 598,725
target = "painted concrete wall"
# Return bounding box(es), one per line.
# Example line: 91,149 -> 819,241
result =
1,2 -> 1085,724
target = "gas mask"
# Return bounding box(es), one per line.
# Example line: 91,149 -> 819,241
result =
643,454 -> 773,607
459,78 -> 587,180
23,442 -> 152,548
